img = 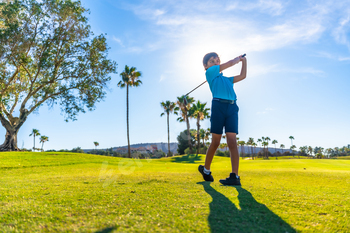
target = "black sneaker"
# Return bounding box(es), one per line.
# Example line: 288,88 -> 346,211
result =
198,165 -> 214,182
219,173 -> 241,186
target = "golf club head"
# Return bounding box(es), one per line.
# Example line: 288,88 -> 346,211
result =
183,97 -> 188,105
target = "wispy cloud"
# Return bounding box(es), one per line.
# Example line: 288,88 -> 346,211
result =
120,0 -> 344,55
248,64 -> 324,78
226,0 -> 286,16
112,36 -> 125,47
333,14 -> 350,50
313,51 -> 350,62
257,108 -> 274,115
159,74 -> 165,82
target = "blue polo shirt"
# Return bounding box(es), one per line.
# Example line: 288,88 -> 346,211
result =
205,65 -> 237,101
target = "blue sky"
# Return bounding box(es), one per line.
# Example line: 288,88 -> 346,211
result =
5,0 -> 350,151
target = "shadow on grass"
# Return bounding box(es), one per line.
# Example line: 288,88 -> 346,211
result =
94,226 -> 117,233
197,182 -> 296,233
171,154 -> 201,163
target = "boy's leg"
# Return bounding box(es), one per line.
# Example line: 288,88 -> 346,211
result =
219,132 -> 241,185
226,132 -> 239,175
204,133 -> 222,170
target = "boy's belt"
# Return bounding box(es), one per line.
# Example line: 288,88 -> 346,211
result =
213,98 -> 235,104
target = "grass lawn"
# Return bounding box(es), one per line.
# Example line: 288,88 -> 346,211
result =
1,152 -> 350,232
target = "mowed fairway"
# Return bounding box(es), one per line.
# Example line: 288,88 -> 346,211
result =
1,152 -> 350,232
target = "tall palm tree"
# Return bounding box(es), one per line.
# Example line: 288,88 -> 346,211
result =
238,141 -> 246,157
247,137 -> 254,159
290,145 -> 296,155
199,128 -> 206,147
308,146 -> 313,157
280,144 -> 285,154
204,128 -> 211,144
160,101 -> 179,157
257,138 -> 262,152
326,148 -> 332,158
289,136 -> 295,147
40,136 -> 49,151
29,129 -> 40,151
189,101 -> 210,154
262,141 -> 268,159
94,141 -> 99,151
118,65 -> 142,158
272,139 -> 278,159
265,137 -> 271,158
252,142 -> 257,159
176,95 -> 195,153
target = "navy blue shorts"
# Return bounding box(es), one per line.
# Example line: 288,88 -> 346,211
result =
210,99 -> 239,135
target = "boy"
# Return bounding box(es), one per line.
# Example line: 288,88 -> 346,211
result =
198,52 -> 247,185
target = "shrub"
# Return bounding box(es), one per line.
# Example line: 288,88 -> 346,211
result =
152,150 -> 166,158
215,150 -> 230,157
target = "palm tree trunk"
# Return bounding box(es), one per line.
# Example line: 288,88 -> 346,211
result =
186,115 -> 192,152
127,84 -> 131,158
197,116 -> 200,155
167,112 -> 170,157
33,135 -> 35,151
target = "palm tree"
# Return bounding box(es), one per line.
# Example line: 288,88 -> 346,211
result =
289,136 -> 295,147
29,129 -> 40,151
257,138 -> 262,153
160,101 -> 179,157
189,101 -> 210,154
238,141 -> 245,157
326,148 -> 333,158
290,145 -> 296,156
177,95 -> 195,153
247,137 -> 254,159
308,146 -> 313,157
252,142 -> 257,159
257,138 -> 262,147
204,128 -> 211,144
118,65 -> 142,158
199,128 -> 206,147
280,144 -> 285,154
94,141 -> 99,151
333,147 -> 339,157
265,137 -> 271,158
262,141 -> 268,159
40,136 -> 49,151
272,139 -> 278,159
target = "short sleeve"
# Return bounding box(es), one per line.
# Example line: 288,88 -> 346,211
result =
205,65 -> 220,84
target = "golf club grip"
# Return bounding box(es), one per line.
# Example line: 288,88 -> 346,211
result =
242,54 -> 246,57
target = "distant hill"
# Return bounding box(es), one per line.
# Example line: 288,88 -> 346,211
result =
84,143 -> 293,154
84,142 -> 178,154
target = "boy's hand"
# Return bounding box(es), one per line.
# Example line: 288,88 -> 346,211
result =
240,56 -> 246,62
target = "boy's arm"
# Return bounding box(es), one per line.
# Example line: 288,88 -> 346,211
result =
233,57 -> 247,83
219,56 -> 242,72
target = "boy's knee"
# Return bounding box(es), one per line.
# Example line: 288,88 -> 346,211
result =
211,139 -> 221,148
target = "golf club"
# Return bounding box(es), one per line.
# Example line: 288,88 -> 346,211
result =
183,54 -> 246,105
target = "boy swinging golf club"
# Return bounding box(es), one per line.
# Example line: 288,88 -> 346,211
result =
198,52 -> 247,185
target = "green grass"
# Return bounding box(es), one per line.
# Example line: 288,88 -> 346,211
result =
1,152 -> 350,232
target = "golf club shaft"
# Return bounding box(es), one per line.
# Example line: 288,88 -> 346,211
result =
184,80 -> 207,97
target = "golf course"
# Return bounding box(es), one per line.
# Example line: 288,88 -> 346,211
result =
1,152 -> 349,232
